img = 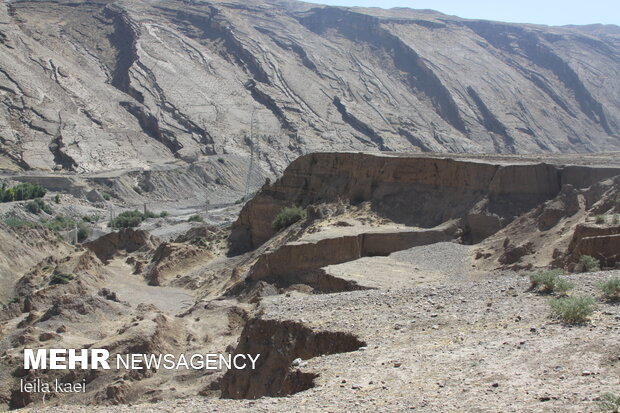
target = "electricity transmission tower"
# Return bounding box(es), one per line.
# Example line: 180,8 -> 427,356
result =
244,108 -> 259,199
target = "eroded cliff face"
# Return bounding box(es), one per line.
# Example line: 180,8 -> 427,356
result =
229,152 -> 620,253
0,0 -> 619,173
220,318 -> 366,399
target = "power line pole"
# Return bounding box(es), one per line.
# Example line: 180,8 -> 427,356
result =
244,108 -> 258,199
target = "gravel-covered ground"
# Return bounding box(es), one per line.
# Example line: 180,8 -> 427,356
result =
27,250 -> 620,413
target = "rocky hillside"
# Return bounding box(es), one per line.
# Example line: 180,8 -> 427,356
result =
0,0 -> 619,173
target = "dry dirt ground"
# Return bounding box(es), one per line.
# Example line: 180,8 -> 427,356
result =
23,244 -> 620,413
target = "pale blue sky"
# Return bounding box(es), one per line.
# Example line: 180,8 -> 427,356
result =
316,0 -> 620,26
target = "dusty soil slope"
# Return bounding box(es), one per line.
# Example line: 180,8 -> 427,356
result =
1,0 -> 620,173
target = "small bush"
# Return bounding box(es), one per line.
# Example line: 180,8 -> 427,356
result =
109,210 -> 145,228
49,273 -> 74,285
25,200 -> 41,214
188,214 -> 203,223
3,217 -> 34,228
215,177 -> 223,185
42,215 -> 76,232
159,211 -> 169,218
595,215 -> 606,224
550,296 -> 595,324
54,194 -> 60,204
40,199 -> 53,214
217,157 -> 225,164
599,278 -> 620,301
25,198 -> 52,215
133,186 -> 143,194
529,270 -> 573,294
77,222 -> 90,242
81,215 -> 100,224
102,192 -> 111,201
272,206 -> 306,232
599,393 -> 620,413
144,210 -> 157,219
579,255 -> 601,272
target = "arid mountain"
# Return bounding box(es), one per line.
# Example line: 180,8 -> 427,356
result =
0,0 -> 619,174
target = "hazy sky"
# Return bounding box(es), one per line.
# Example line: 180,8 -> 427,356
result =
316,0 -> 620,26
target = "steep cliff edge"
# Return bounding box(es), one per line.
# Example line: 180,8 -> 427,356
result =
229,152 -> 620,253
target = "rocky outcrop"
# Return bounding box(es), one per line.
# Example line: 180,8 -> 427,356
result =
563,224 -> 620,268
536,184 -> 581,231
84,228 -> 160,263
473,173 -> 620,271
1,0 -> 619,172
0,225 -> 74,304
144,242 -> 205,286
245,224 -> 458,291
220,318 -> 365,399
229,152 -> 620,253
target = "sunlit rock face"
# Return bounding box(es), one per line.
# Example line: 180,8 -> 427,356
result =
1,0 -> 619,173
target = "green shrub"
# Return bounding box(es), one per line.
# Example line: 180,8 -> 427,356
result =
272,206 -> 306,232
81,215 -> 100,224
550,296 -> 595,324
3,217 -> 34,228
108,210 -> 145,228
108,210 -> 157,228
0,182 -> 46,202
25,198 -> 52,215
595,215 -> 606,224
599,393 -> 620,413
41,215 -> 76,232
49,273 -> 74,285
599,278 -> 620,301
579,255 -> 601,272
102,192 -> 111,201
529,270 -> 573,294
159,211 -> 169,218
217,157 -> 225,164
77,222 -> 90,242
54,194 -> 60,204
144,210 -> 157,219
25,200 -> 41,214
188,214 -> 203,223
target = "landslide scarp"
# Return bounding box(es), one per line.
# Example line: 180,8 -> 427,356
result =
220,317 -> 366,399
229,152 -> 620,254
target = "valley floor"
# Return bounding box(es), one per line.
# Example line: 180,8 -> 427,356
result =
27,244 -> 620,413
